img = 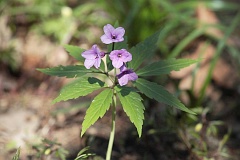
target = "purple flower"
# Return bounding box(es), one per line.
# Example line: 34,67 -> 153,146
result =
101,24 -> 125,44
81,44 -> 105,69
117,65 -> 138,86
109,49 -> 132,68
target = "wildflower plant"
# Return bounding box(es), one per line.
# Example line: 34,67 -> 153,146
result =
38,23 -> 199,159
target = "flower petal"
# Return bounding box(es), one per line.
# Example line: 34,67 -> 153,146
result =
113,37 -> 124,43
94,57 -> 101,69
118,74 -> 129,86
128,71 -> 138,81
109,50 -> 118,60
82,50 -> 96,59
101,35 -> 113,44
91,44 -> 98,51
103,24 -> 115,38
113,27 -> 125,39
121,49 -> 132,62
84,59 -> 96,69
92,45 -> 104,57
112,59 -> 123,68
119,64 -> 127,72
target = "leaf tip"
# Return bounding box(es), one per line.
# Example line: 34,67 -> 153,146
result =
63,44 -> 70,49
80,131 -> 85,137
138,131 -> 142,138
36,68 -> 44,72
51,98 -> 58,104
184,108 -> 197,115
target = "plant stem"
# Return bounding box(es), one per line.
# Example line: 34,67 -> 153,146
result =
106,42 -> 117,160
112,42 -> 115,51
106,93 -> 116,160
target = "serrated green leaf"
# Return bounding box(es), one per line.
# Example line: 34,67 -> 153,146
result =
81,88 -> 113,136
128,30 -> 160,70
136,58 -> 199,76
135,78 -> 195,114
37,65 -> 96,78
53,77 -> 105,103
64,45 -> 85,62
116,86 -> 144,137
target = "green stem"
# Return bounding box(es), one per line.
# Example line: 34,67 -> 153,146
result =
106,42 -> 117,160
112,42 -> 115,51
106,92 -> 116,160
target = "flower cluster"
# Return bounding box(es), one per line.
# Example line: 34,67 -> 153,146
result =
81,24 -> 138,86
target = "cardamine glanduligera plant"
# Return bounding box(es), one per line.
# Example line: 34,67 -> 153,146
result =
38,23 -> 199,160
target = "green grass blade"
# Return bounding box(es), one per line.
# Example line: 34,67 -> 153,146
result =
168,28 -> 204,58
198,11 -> 240,104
